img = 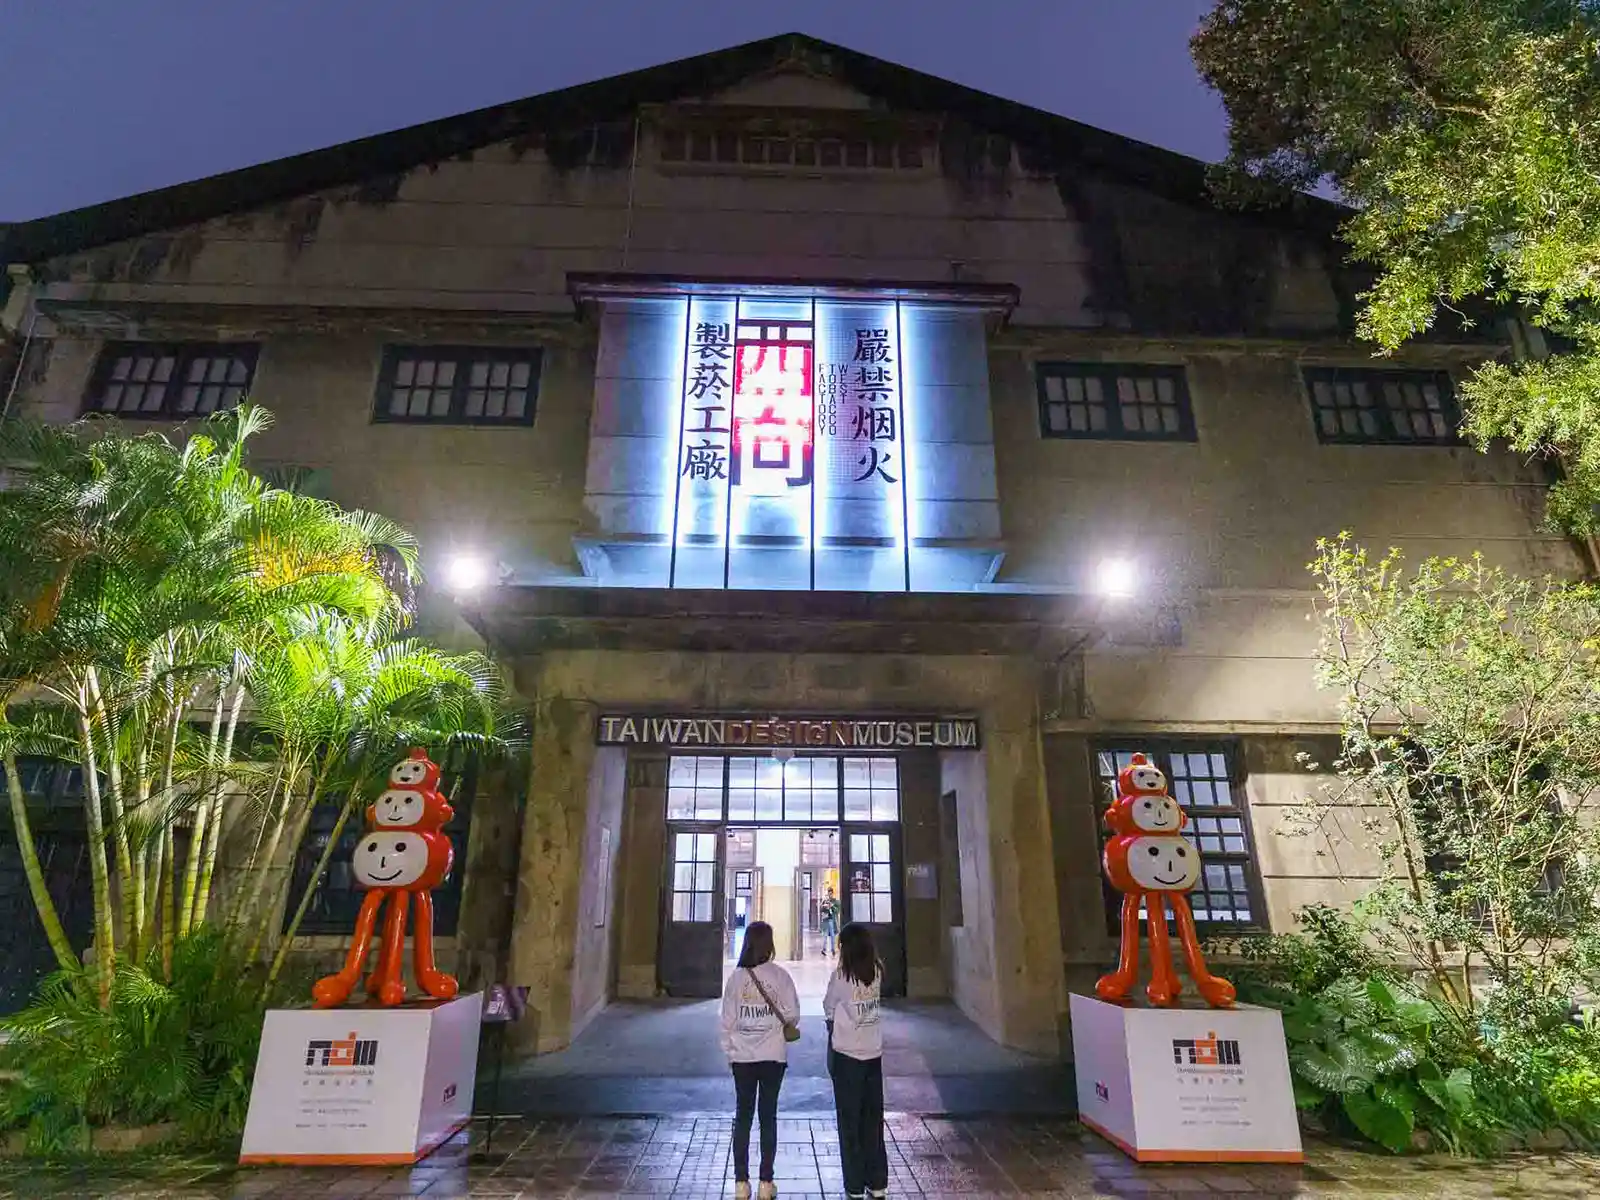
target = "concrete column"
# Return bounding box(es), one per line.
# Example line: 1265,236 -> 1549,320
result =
507,694 -> 598,1054
979,669 -> 1068,1056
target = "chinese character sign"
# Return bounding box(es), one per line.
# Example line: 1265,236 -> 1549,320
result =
814,305 -> 908,591
672,298 -> 736,588
666,296 -> 911,591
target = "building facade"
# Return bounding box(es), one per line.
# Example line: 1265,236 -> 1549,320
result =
0,34 -> 1582,1054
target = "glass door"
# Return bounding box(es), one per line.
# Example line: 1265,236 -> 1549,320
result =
659,824 -> 724,997
841,824 -> 905,997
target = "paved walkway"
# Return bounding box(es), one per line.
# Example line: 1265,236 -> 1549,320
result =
492,1001 -> 1072,1116
4,1116 -> 1599,1198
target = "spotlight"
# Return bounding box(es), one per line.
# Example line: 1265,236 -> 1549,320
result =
1095,557 -> 1137,599
444,553 -> 489,593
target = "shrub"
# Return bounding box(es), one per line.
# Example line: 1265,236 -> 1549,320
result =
0,928 -> 294,1153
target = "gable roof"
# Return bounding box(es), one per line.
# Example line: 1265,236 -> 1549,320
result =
0,32 -> 1346,267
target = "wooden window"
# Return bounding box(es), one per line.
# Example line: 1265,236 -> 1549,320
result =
669,830 -> 718,923
667,756 -> 726,821
1036,363 -> 1196,442
1093,742 -> 1264,932
848,831 -> 895,923
843,757 -> 899,822
374,346 -> 539,426
1304,366 -> 1460,445
84,341 -> 258,418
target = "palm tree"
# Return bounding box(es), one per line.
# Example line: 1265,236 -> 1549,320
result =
0,407 -> 454,1005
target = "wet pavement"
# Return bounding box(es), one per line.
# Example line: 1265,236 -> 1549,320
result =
2,1115 -> 1597,1198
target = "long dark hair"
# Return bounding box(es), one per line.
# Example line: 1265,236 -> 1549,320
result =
838,922 -> 879,987
737,920 -> 776,969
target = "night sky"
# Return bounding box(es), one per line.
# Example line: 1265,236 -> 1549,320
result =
0,0 -> 1223,223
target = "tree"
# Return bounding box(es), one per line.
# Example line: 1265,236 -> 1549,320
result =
1192,1 -> 1600,531
1301,534 -> 1600,1038
0,407 -> 520,1007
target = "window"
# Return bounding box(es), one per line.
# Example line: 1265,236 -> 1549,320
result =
84,342 -> 257,418
843,758 -> 900,821
1303,367 -> 1460,445
727,757 -> 841,822
1094,743 -> 1263,931
848,832 -> 895,923
374,346 -> 539,426
1036,363 -> 1195,441
284,758 -> 476,936
670,831 -> 718,922
666,755 -> 898,823
657,127 -> 927,172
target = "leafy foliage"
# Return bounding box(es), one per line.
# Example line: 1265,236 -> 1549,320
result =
1193,1 -> 1600,529
0,929 -> 292,1152
0,407 -> 526,1144
1302,535 -> 1600,1037
1235,907 -> 1600,1153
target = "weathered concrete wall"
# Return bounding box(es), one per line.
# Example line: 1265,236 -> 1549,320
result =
939,748 -> 1002,1043
614,755 -> 668,1000
25,76 -> 1370,336
569,745 -> 625,1039
503,649 -> 1062,1054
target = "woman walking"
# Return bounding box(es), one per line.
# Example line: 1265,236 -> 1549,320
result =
719,920 -> 800,1199
825,923 -> 888,1199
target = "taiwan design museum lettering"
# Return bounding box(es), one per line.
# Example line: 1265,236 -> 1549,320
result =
597,715 -> 981,751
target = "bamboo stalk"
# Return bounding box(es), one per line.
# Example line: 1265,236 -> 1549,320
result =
3,749 -> 76,971
75,690 -> 116,1008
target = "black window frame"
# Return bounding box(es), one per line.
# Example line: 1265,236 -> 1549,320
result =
1035,362 -> 1197,442
372,345 -> 541,427
82,341 -> 259,420
1091,739 -> 1267,935
1303,366 -> 1462,446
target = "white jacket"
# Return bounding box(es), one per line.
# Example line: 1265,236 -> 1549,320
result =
824,967 -> 883,1061
719,962 -> 800,1063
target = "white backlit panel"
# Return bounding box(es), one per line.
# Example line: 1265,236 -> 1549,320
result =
580,291 -> 1003,592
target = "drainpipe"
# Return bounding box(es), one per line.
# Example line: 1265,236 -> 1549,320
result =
1,303 -> 40,424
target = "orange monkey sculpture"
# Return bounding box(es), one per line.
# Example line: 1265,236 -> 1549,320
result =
311,749 -> 461,1008
1096,754 -> 1235,1009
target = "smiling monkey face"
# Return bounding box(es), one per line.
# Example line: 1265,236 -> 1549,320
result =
1125,836 -> 1201,891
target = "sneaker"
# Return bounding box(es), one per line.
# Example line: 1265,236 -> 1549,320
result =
757,1183 -> 778,1200
868,1190 -> 888,1198
733,1183 -> 751,1200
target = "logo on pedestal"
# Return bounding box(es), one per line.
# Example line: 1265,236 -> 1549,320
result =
1097,754 -> 1236,1009
312,749 -> 461,1008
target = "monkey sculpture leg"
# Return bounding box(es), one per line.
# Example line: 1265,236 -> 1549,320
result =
412,891 -> 460,1001
1145,895 -> 1181,1007
1095,893 -> 1143,1002
372,890 -> 410,1006
1170,893 -> 1236,1008
312,891 -> 386,1008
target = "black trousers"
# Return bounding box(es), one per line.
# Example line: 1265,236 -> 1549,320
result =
731,1060 -> 786,1182
830,1050 -> 888,1196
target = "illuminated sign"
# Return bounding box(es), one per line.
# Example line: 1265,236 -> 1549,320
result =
581,290 -> 1004,592
596,714 -> 981,750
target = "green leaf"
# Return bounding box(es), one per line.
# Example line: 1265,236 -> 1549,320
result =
1418,1067 -> 1475,1116
1292,1040 -> 1376,1093
1343,1090 -> 1416,1154
1292,1074 -> 1327,1110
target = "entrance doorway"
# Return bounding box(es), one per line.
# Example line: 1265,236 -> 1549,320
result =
659,754 -> 905,1000
724,827 -> 839,1002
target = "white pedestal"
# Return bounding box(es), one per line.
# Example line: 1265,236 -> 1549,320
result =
1070,993 -> 1303,1164
240,992 -> 483,1166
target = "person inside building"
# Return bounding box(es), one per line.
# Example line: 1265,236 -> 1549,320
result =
820,884 -> 841,958
719,920 -> 800,1199
825,922 -> 888,1200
